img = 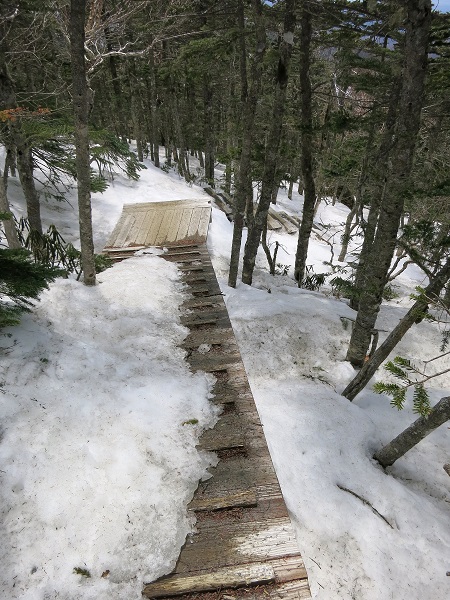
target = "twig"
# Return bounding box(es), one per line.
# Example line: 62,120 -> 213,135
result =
337,484 -> 394,529
423,350 -> 450,364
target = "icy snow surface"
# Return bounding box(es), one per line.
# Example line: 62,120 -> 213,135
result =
1,153 -> 449,599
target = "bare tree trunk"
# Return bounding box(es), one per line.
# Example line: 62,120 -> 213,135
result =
0,169 -> 20,248
241,0 -> 297,285
228,0 -> 266,288
374,396 -> 450,468
343,257 -> 450,401
294,1 -> 315,284
149,46 -> 160,167
15,144 -> 42,233
70,0 -> 96,286
346,0 -> 432,367
203,77 -> 215,186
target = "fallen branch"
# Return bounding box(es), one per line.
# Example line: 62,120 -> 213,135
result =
337,484 -> 394,529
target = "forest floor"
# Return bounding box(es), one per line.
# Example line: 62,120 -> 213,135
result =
0,151 -> 449,600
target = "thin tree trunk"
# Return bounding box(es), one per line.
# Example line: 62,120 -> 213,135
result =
129,60 -> 144,162
203,77 -> 215,186
294,1 -> 315,284
241,0 -> 297,285
374,396 -> 450,468
343,257 -> 450,401
346,0 -> 432,367
0,169 -> 21,248
149,46 -> 160,168
15,145 -> 42,233
70,0 -> 96,286
228,0 -> 266,288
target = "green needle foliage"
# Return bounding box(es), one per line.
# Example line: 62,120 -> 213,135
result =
373,357 -> 431,416
0,248 -> 61,328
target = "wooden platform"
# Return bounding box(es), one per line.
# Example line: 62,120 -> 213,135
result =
104,199 -> 211,251
103,203 -> 311,599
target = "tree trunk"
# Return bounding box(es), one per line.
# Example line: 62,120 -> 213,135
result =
228,0 -> 266,288
149,46 -> 160,168
349,84 -> 401,311
346,0 -> 432,367
70,0 -> 96,286
203,77 -> 215,186
241,0 -> 297,286
0,31 -> 43,234
15,144 -> 42,233
294,1 -> 315,284
0,169 -> 21,248
374,396 -> 450,468
444,282 -> 450,308
342,257 -> 450,401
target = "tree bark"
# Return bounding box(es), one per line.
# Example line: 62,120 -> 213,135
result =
294,1 -> 316,285
228,0 -> 266,288
349,83 -> 401,310
343,257 -> 450,401
203,77 -> 215,186
0,29 -> 42,234
241,0 -> 297,286
346,0 -> 432,366
374,396 -> 450,468
70,0 -> 96,286
0,169 -> 21,248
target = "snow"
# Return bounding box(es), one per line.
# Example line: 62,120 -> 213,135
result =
1,153 -> 449,599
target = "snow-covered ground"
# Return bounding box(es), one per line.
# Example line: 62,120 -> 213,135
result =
0,153 -> 449,599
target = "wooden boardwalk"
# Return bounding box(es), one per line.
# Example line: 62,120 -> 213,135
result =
104,199 -> 211,252
103,203 -> 311,600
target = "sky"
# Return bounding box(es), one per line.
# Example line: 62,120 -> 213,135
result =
433,0 -> 450,11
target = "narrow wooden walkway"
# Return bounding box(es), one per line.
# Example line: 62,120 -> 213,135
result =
103,202 -> 311,600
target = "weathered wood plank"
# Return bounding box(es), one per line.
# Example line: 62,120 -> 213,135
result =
123,199 -> 209,212
136,209 -> 156,244
177,208 -> 194,241
154,209 -> 177,245
128,209 -> 148,244
166,210 -> 184,243
186,207 -> 203,239
112,214 -> 135,247
144,556 -> 307,598
267,213 -> 282,231
143,562 -> 275,598
188,490 -> 257,512
144,210 -> 165,246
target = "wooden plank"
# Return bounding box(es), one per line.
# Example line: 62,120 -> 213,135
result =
198,206 -> 212,237
128,209 -> 148,245
154,209 -> 177,246
104,215 -> 127,249
189,354 -> 241,373
166,210 -> 184,243
269,208 -> 298,234
114,214 -> 136,247
136,209 -> 155,244
144,210 -> 165,246
267,214 -> 282,231
186,207 -> 203,239
188,490 -> 257,512
177,208 -> 194,241
143,562 -> 275,598
123,199 -> 210,212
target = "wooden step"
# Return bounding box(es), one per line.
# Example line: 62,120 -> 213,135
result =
188,490 -> 257,513
143,555 -> 308,598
